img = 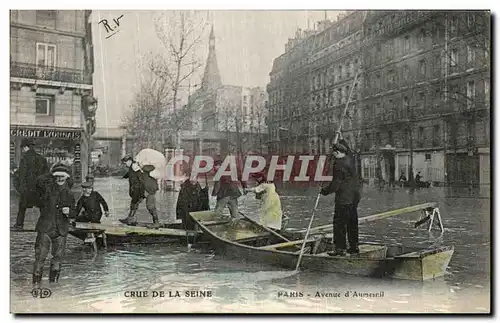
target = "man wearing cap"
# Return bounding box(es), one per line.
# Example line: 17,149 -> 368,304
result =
74,181 -> 109,223
12,138 -> 49,231
119,155 -> 145,225
212,159 -> 247,220
32,163 -> 75,284
320,142 -> 361,256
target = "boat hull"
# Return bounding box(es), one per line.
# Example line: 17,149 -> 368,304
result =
190,211 -> 454,281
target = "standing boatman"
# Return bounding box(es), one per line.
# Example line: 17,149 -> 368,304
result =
119,155 -> 145,226
320,142 -> 361,256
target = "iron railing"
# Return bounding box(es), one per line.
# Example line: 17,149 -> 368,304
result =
10,61 -> 92,85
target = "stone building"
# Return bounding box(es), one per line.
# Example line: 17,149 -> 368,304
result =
360,11 -> 490,185
267,10 -> 490,186
267,11 -> 365,155
10,10 -> 97,182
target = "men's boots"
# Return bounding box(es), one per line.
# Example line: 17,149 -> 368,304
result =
119,209 -> 137,226
32,273 -> 42,285
150,212 -> 160,229
49,269 -> 60,283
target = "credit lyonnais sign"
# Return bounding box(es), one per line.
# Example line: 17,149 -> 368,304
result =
10,127 -> 82,140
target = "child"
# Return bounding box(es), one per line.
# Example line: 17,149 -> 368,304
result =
74,181 -> 109,223
245,172 -> 285,231
142,164 -> 160,228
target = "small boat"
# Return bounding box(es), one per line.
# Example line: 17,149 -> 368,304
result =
189,204 -> 454,281
69,221 -> 201,247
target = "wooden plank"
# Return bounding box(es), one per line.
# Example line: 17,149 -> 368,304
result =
303,202 -> 438,235
202,220 -> 232,226
258,238 -> 317,250
73,222 -> 201,237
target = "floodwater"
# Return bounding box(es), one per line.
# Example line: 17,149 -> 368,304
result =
10,177 -> 490,313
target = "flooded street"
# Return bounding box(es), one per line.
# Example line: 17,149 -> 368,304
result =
10,177 -> 490,313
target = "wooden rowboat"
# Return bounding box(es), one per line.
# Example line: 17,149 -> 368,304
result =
69,221 -> 202,247
189,204 -> 454,281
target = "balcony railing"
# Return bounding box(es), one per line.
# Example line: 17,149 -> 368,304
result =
10,61 -> 92,85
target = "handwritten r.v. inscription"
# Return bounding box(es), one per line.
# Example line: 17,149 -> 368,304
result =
99,14 -> 124,39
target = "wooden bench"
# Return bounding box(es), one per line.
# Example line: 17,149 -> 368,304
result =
258,238 -> 317,251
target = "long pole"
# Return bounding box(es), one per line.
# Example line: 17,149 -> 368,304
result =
295,192 -> 321,271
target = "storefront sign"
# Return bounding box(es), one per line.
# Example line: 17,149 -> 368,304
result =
10,127 -> 82,140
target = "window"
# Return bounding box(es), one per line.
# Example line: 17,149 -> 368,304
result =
404,35 -> 410,52
388,130 -> 393,145
35,96 -> 51,115
388,69 -> 395,85
346,62 -> 351,78
467,80 -> 475,109
419,28 -> 426,45
403,96 -> 410,117
425,153 -> 432,161
376,43 -> 382,53
467,14 -> 476,28
418,60 -> 426,75
36,43 -> 56,69
387,41 -> 394,58
419,92 -> 425,112
402,65 -> 410,81
376,73 -> 381,89
451,16 -> 458,34
467,45 -> 475,64
450,49 -> 458,67
432,125 -> 440,146
418,126 -> 424,147
404,129 -> 410,148
338,65 -> 343,80
376,132 -> 381,145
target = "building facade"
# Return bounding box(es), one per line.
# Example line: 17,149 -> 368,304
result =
10,10 -> 97,182
360,11 -> 490,185
266,10 -> 490,186
267,12 -> 365,156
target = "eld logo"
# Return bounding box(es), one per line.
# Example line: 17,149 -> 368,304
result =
31,288 -> 52,299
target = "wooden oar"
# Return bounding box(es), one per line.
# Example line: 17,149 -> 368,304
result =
238,211 -> 293,244
295,192 -> 321,272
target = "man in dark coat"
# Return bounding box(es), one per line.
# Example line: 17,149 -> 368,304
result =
32,164 -> 75,284
141,164 -> 160,228
74,181 -> 109,223
176,173 -> 209,231
212,159 -> 247,219
12,138 -> 49,231
119,155 -> 145,226
320,142 -> 361,256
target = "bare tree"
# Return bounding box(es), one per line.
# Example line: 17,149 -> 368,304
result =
122,72 -> 172,153
150,10 -> 209,147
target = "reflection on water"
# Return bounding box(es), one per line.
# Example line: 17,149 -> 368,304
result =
10,178 -> 490,313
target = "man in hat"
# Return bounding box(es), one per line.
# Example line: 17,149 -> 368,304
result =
320,142 -> 361,256
12,138 -> 49,231
74,181 -> 109,223
141,164 -> 160,228
32,163 -> 75,284
119,155 -> 145,226
212,159 -> 247,220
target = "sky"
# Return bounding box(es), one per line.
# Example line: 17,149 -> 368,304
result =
92,10 -> 343,129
